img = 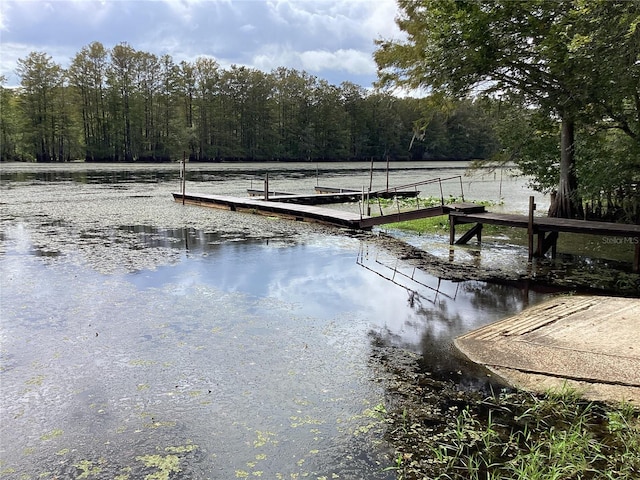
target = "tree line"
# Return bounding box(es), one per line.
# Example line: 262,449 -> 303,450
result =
0,42 -> 497,164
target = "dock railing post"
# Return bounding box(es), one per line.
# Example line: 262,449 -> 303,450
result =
528,196 -> 536,260
264,173 -> 269,200
369,157 -> 374,192
181,152 -> 186,205
386,155 -> 389,191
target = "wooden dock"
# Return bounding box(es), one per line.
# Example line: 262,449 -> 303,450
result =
173,192 -> 365,228
172,192 -> 480,229
449,199 -> 640,272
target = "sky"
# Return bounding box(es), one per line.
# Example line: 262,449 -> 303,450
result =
0,0 -> 403,88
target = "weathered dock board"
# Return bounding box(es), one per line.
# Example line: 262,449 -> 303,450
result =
455,295 -> 640,404
173,192 -> 366,228
172,192 -> 479,229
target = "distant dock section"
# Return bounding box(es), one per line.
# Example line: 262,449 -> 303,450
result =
313,186 -> 420,199
246,186 -> 419,204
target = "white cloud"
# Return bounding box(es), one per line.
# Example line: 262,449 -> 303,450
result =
0,1 -> 10,31
361,0 -> 403,39
0,41 -> 78,83
251,45 -> 373,77
300,48 -> 374,75
0,0 -> 400,88
160,0 -> 235,24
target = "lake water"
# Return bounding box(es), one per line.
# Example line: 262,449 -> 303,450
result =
1,161 -> 556,478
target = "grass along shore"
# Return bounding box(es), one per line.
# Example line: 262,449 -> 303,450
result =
375,347 -> 640,480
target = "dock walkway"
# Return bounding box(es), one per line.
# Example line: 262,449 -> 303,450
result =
173,192 -> 366,228
172,192 -> 482,229
174,189 -> 639,271
450,209 -> 640,272
455,295 -> 640,404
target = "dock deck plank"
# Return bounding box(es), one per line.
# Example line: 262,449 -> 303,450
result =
449,210 -> 640,271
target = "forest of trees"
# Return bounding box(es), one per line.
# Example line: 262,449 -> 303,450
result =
0,42 -> 498,164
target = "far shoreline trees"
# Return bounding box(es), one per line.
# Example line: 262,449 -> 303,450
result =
1,42 -> 497,165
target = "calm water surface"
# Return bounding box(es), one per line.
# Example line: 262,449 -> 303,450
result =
1,162 -> 550,479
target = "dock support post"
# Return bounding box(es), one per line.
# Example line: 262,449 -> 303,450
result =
386,155 -> 390,191
634,239 -> 639,273
449,216 -> 456,245
264,173 -> 269,200
454,223 -> 483,245
528,196 -> 536,260
536,231 -> 559,258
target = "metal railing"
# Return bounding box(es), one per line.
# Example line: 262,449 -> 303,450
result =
359,176 -> 465,218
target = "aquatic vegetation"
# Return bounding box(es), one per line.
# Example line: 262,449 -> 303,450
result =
39,429 -> 63,441
381,356 -> 640,480
143,420 -> 176,429
73,459 -> 102,478
135,454 -> 180,480
128,359 -> 157,367
165,444 -> 198,454
289,415 -> 325,428
253,430 -> 278,448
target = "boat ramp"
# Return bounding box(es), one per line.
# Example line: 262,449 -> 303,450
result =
455,295 -> 640,404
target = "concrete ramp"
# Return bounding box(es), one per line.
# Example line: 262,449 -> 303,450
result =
455,295 -> 640,404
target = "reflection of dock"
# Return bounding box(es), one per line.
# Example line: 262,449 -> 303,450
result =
356,247 -> 459,304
